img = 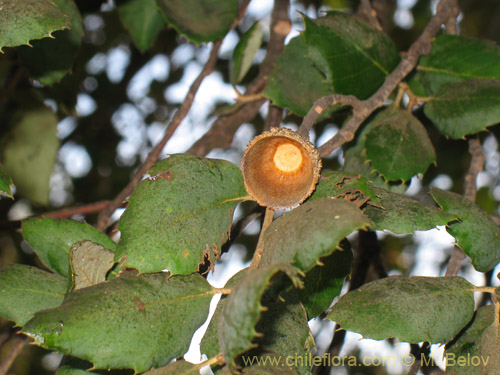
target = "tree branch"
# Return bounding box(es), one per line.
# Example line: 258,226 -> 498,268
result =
0,335 -> 27,375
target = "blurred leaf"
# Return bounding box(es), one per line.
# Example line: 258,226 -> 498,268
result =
328,276 -> 475,343
309,171 -> 381,206
143,359 -> 199,375
364,187 -> 457,234
1,107 -> 59,205
24,273 -> 214,373
303,11 -> 400,100
363,108 -> 436,181
0,0 -> 69,51
430,187 -> 500,272
22,218 -> 117,278
18,0 -> 83,85
115,154 -> 247,275
0,264 -> 67,326
155,0 -> 238,43
70,241 -> 115,290
242,363 -> 300,374
417,35 -> 500,95
479,320 -> 500,374
424,79 -> 500,139
260,199 -> 371,272
219,264 -> 303,370
0,167 -> 14,199
264,35 -> 334,116
230,22 -> 262,85
117,0 -> 166,52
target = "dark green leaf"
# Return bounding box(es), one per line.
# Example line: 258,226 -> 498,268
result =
328,276 -> 475,343
478,321 -> 500,374
242,364 -> 300,374
430,187 -> 500,272
55,358 -> 133,375
260,199 -> 371,272
303,11 -> 400,100
230,22 -> 262,85
24,273 -> 214,373
1,108 -> 59,205
264,35 -> 334,116
18,0 -> 83,85
424,79 -> 500,139
118,0 -> 166,52
70,241 -> 115,290
219,264 -> 303,370
115,154 -> 248,275
155,0 -> 238,43
22,218 -> 117,278
0,167 -> 14,199
364,108 -> 436,181
364,187 -> 457,234
417,35 -> 500,95
0,264 -> 67,326
0,0 -> 69,51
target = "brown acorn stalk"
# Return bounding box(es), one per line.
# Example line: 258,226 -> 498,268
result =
241,127 -> 321,209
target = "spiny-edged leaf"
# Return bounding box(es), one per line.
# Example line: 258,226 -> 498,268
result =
424,79 -> 500,139
143,359 -> 200,375
260,199 -> 371,272
417,34 -> 500,95
363,108 -> 436,182
115,154 -> 247,275
70,241 -> 115,290
303,11 -> 400,100
364,187 -> 457,234
264,34 -> 334,116
445,305 -> 494,375
309,171 -> 381,206
430,187 -> 500,272
1,108 -> 59,205
230,22 -> 262,85
18,0 -> 83,85
479,320 -> 500,374
23,273 -> 214,373
0,167 -> 14,199
0,264 -> 67,326
0,0 -> 69,52
118,0 -> 166,52
297,241 -> 353,319
328,276 -> 475,343
219,263 -> 303,370
155,0 -> 238,43
55,358 -> 134,375
22,218 -> 117,278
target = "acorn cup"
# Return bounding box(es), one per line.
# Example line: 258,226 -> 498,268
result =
241,127 -> 322,209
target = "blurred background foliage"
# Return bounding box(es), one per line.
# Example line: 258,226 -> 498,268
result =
1,0 -> 500,374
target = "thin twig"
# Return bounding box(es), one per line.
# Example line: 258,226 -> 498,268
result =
0,335 -> 27,375
221,204 -> 264,255
0,67 -> 25,104
358,0 -> 383,30
249,207 -> 274,271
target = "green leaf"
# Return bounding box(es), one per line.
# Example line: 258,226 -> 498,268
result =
1,108 -> 59,205
0,0 -> 69,52
55,358 -> 133,375
242,364 -> 300,374
303,11 -> 400,100
445,305 -> 494,375
0,264 -> 67,326
363,187 -> 457,234
230,22 -> 262,85
297,241 -> 353,319
260,198 -> 371,272
115,154 -> 248,275
328,276 -> 475,343
309,171 -> 381,206
219,264 -> 303,370
18,0 -> 83,85
478,321 -> 500,374
0,167 -> 14,199
23,272 -> 214,373
417,34 -> 500,95
70,241 -> 115,290
155,0 -> 238,43
430,187 -> 500,272
118,0 -> 166,52
424,79 -> 500,139
363,108 -> 436,182
264,34 -> 334,116
143,360 -> 200,375
22,218 -> 117,278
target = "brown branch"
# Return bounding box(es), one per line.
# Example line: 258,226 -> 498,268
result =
307,0 -> 459,158
0,335 -> 27,375
357,0 -> 383,30
0,67 -> 25,104
96,1 -> 252,231
249,207 -> 274,271
221,204 -> 263,255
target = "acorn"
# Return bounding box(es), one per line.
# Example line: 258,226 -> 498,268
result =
241,127 -> 321,209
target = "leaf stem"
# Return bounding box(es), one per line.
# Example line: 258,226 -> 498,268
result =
249,207 -> 274,271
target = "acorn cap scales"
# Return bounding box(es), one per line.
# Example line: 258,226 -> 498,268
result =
241,128 -> 321,208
